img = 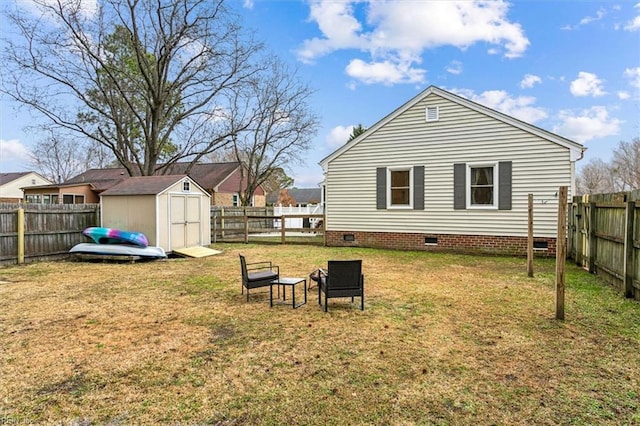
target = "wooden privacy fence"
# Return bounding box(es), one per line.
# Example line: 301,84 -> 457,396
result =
0,203 -> 99,265
568,190 -> 640,300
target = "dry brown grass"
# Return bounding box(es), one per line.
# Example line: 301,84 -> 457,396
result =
1,244 -> 638,425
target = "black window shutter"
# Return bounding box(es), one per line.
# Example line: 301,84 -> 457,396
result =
453,163 -> 466,210
498,161 -> 512,210
413,166 -> 424,210
376,167 -> 387,210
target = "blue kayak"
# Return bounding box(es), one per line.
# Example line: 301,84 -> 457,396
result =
82,227 -> 149,248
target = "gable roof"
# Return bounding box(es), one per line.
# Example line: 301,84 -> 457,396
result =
65,162 -> 242,192
100,175 -> 208,197
0,171 -> 50,186
319,85 -> 585,168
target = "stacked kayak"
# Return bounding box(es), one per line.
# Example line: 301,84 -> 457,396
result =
70,227 -> 166,259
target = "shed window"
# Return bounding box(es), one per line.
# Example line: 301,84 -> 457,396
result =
182,181 -> 191,192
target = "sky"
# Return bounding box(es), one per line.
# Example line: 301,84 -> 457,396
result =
1,0 -> 639,188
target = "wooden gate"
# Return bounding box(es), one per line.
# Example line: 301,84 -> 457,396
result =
568,190 -> 639,300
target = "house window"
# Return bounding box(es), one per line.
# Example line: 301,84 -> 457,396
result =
468,164 -> 497,207
182,181 -> 190,192
376,166 -> 424,211
51,194 -> 59,204
25,194 -> 41,203
232,194 -> 239,207
426,106 -> 439,122
453,162 -> 512,210
62,194 -> 85,204
388,168 -> 412,208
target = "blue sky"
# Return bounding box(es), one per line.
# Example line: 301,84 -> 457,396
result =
1,0 -> 639,188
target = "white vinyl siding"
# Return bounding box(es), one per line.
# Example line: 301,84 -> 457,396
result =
324,93 -> 572,238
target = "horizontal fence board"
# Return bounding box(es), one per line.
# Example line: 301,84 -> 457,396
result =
0,203 -> 100,265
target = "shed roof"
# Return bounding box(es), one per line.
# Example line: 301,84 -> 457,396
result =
100,175 -> 192,196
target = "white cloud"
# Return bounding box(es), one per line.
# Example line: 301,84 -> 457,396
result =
618,91 -> 631,100
446,61 -> 463,75
570,72 -> 606,97
326,125 -> 355,148
624,4 -> 640,31
580,8 -> 606,25
624,67 -> 640,88
563,7 -> 606,30
298,0 -> 529,85
553,106 -> 621,143
346,58 -> 425,85
22,0 -> 98,20
453,89 -> 548,124
0,139 -> 32,164
243,0 -> 254,10
520,74 -> 542,89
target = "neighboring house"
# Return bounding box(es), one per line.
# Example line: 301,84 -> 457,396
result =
100,175 -> 211,252
267,188 -> 322,206
22,162 -> 266,207
319,85 -> 585,256
0,172 -> 52,202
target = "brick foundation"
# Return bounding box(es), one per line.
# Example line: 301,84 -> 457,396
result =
325,230 -> 557,256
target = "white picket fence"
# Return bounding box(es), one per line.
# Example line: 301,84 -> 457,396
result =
273,204 -> 324,229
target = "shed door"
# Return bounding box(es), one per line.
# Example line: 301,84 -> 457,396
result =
170,194 -> 202,250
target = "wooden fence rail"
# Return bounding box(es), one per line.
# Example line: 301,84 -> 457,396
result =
212,213 -> 325,245
568,190 -> 640,300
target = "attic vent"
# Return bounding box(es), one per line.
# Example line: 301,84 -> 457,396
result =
426,106 -> 439,122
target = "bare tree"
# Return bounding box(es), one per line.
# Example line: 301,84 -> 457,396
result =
1,0 -> 264,177
575,157 -> 616,195
229,58 -> 318,206
611,137 -> 640,191
29,129 -> 114,183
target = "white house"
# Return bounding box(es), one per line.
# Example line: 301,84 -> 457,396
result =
319,86 -> 585,255
0,172 -> 52,202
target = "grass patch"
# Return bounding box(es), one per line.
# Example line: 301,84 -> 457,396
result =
0,244 -> 638,424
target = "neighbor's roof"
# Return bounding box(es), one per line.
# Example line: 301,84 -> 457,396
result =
267,188 -> 322,205
0,171 -> 50,186
100,175 -> 208,197
319,85 -> 586,167
66,162 -> 241,192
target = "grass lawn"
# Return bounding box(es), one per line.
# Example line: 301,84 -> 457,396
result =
1,244 -> 638,425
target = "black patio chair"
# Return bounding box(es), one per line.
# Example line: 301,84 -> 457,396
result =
318,260 -> 364,312
239,254 -> 279,302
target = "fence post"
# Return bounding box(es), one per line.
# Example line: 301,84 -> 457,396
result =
281,216 -> 286,244
588,202 -> 597,274
17,208 -> 25,264
623,201 -> 635,298
243,213 -> 249,244
575,200 -> 583,267
527,194 -> 534,277
220,207 -> 225,239
556,186 -> 568,320
212,213 -> 217,243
